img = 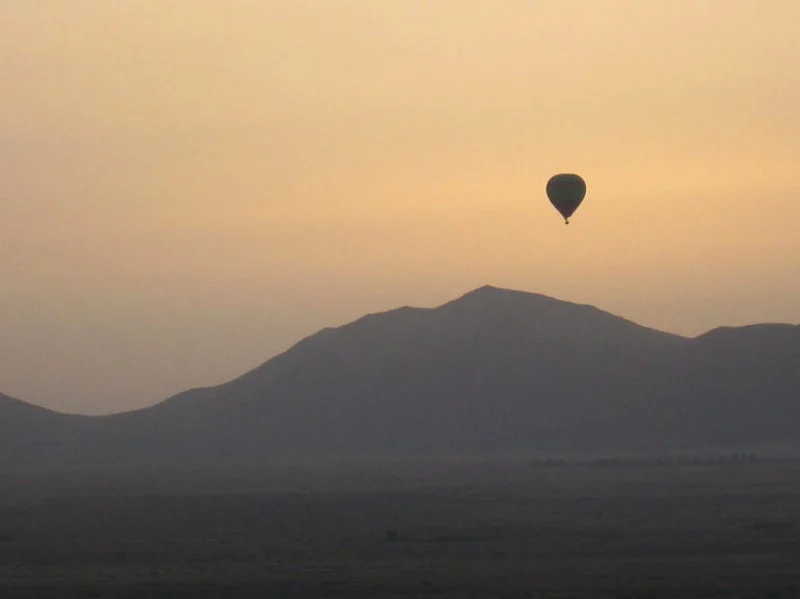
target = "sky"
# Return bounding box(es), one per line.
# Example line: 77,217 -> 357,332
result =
2,1 -> 798,415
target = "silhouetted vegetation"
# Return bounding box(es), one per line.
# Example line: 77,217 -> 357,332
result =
384,528 -> 399,542
527,452 -> 769,470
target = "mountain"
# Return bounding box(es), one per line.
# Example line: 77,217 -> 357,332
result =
1,286 -> 798,471
0,393 -> 93,470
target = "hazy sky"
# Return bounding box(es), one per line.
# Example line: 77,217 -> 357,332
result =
2,1 -> 798,415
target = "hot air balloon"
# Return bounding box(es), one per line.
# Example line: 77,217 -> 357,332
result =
546,174 -> 586,224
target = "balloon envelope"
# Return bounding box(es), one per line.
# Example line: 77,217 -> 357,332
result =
546,174 -> 586,222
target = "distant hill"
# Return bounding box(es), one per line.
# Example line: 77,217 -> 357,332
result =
0,393 -> 92,470
1,286 -> 798,471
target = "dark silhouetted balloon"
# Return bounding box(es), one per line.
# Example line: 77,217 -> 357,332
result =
546,174 -> 586,224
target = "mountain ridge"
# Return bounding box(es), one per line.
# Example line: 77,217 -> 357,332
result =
1,285 -> 798,471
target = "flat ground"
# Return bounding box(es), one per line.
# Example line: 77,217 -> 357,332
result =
1,458 -> 799,598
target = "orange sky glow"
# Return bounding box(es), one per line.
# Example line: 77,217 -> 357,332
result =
1,1 -> 798,414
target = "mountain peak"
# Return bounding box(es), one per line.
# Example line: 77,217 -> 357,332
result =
466,284 -> 504,294
440,285 -> 585,321
448,284 -> 559,306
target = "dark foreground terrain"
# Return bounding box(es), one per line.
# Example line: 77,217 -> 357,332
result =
1,458 -> 799,598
